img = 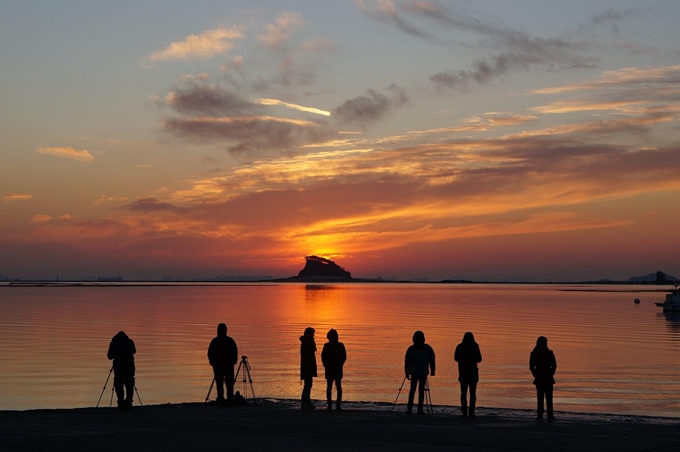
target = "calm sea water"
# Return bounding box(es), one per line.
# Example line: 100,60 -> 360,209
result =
0,283 -> 679,416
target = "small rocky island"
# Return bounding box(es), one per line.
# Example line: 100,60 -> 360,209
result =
298,255 -> 352,279
275,255 -> 353,282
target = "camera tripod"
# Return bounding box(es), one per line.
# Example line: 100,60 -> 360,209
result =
234,355 -> 256,402
390,375 -> 433,414
205,355 -> 256,403
96,366 -> 143,408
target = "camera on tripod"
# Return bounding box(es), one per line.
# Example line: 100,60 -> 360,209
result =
204,355 -> 256,404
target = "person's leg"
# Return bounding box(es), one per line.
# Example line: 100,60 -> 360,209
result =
300,380 -> 307,407
406,377 -> 417,413
326,379 -> 333,409
417,376 -> 426,414
225,365 -> 235,404
301,376 -> 314,407
335,379 -> 342,409
113,374 -> 125,407
213,367 -> 225,403
546,385 -> 554,418
460,382 -> 468,416
469,382 -> 477,417
536,385 -> 545,418
301,377 -> 308,406
124,375 -> 135,408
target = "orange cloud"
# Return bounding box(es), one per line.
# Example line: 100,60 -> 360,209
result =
147,27 -> 243,62
3,193 -> 33,202
29,215 -> 52,224
279,212 -> 633,258
36,146 -> 94,162
94,195 -> 129,205
531,100 -> 644,114
533,65 -> 680,94
303,113 -> 538,150
255,98 -> 331,116
257,12 -> 305,50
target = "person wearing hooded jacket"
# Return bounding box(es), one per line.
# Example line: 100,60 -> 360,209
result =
107,331 -> 136,409
404,330 -> 435,415
454,332 -> 482,417
321,328 -> 347,410
207,323 -> 238,406
300,327 -> 317,410
529,336 -> 557,419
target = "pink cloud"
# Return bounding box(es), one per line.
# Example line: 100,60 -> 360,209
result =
30,215 -> 52,224
3,193 -> 33,202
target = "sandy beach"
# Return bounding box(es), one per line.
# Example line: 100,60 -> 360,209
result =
1,400 -> 678,452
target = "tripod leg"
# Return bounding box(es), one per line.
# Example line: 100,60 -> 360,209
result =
135,386 -> 143,407
205,377 -> 215,403
233,360 -> 242,386
425,378 -> 433,414
96,367 -> 113,408
391,376 -> 407,412
246,362 -> 256,402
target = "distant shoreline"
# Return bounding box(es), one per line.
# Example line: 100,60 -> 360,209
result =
0,279 -> 675,292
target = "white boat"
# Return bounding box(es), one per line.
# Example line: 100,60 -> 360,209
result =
655,285 -> 680,311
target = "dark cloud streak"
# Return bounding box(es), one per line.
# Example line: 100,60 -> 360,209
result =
578,8 -> 650,33
356,0 -> 438,41
358,0 -> 596,92
164,116 -> 337,159
332,84 -> 409,128
431,51 -> 594,91
167,80 -> 261,116
126,197 -> 184,214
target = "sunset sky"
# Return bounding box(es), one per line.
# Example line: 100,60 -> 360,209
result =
2,0 -> 680,281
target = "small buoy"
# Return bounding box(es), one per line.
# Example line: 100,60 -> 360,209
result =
634,298 -> 640,304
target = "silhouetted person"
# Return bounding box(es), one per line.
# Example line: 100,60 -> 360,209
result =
404,330 -> 435,415
454,332 -> 482,417
321,328 -> 347,410
107,331 -> 136,409
530,336 -> 557,420
207,323 -> 238,406
300,327 -> 318,410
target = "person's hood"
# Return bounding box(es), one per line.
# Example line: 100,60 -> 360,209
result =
462,332 -> 475,344
534,336 -> 549,350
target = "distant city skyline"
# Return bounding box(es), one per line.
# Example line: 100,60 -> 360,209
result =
2,1 -> 680,281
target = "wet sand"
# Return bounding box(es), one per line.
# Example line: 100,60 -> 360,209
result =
1,400 -> 678,452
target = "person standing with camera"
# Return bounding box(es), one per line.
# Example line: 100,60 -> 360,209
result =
107,331 -> 136,410
208,323 -> 238,406
404,330 -> 436,415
